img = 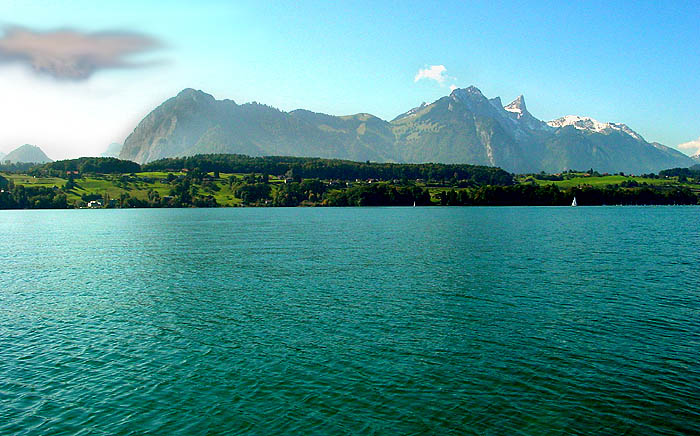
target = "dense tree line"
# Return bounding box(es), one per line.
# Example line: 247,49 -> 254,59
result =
142,154 -> 514,186
33,157 -> 141,176
659,167 -> 700,181
0,185 -> 68,209
325,184 -> 431,207
225,177 -> 432,207
436,184 -> 698,206
235,183 -> 271,204
0,162 -> 38,173
570,186 -> 697,206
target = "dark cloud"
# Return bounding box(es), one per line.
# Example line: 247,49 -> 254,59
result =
0,26 -> 163,80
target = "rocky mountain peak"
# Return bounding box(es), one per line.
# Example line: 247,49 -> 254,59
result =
176,88 -> 217,103
505,95 -> 527,114
450,86 -> 486,102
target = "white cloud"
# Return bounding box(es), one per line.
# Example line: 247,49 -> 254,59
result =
414,65 -> 448,84
677,137 -> 700,156
414,64 -> 459,91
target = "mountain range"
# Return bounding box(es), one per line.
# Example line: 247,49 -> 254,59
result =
119,87 -> 694,174
3,144 -> 53,164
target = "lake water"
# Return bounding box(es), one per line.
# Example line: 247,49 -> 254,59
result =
1,207 -> 699,435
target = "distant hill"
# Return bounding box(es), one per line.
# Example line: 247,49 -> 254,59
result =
100,143 -> 123,158
120,87 -> 694,174
4,144 -> 52,164
0,151 -> 5,161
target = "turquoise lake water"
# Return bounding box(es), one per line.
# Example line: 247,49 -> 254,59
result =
1,207 -> 699,435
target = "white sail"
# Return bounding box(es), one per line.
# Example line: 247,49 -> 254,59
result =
572,197 -> 578,207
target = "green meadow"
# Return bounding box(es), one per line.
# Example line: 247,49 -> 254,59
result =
3,174 -> 66,188
519,174 -> 685,189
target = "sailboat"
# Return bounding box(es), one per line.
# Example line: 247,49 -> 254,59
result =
413,201 -> 416,207
571,197 -> 578,207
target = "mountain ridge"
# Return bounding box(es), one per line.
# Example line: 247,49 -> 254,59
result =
119,87 -> 694,174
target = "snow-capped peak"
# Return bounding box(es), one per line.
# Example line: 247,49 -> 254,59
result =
547,115 -> 608,131
504,95 -> 526,114
547,115 -> 644,141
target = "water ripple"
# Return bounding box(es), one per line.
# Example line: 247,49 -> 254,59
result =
1,207 -> 699,435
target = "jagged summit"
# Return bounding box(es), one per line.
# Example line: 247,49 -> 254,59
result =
505,95 -> 527,114
452,88 -> 544,131
450,86 -> 487,102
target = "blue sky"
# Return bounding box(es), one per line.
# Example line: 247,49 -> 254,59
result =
0,0 -> 698,159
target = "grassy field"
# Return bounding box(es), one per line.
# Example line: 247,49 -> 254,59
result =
133,171 -> 183,178
2,173 -> 66,188
519,174 -> 683,189
211,183 -> 243,206
69,177 -> 167,203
